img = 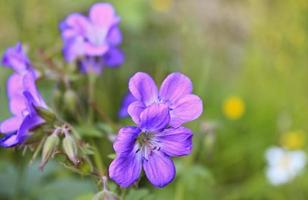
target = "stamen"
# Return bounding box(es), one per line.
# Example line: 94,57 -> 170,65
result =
136,132 -> 160,159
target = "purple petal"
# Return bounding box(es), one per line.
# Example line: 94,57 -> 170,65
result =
0,117 -> 22,133
9,97 -> 27,116
23,91 -> 39,114
1,43 -> 30,73
0,132 -> 19,147
127,101 -> 145,125
89,3 -> 120,27
170,94 -> 203,127
129,72 -> 158,106
7,72 -> 44,116
16,114 -> 45,143
7,74 -> 28,115
118,92 -> 136,118
83,42 -> 109,56
159,72 -> 192,104
103,48 -> 124,67
22,72 -> 47,108
113,126 -> 140,155
60,13 -> 89,38
0,114 -> 44,147
156,127 -> 193,157
140,104 -> 170,132
109,153 -> 142,187
107,26 -> 122,46
143,151 -> 175,188
63,37 -> 85,62
7,73 -> 24,99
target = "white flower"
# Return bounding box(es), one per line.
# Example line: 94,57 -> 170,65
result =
265,146 -> 306,185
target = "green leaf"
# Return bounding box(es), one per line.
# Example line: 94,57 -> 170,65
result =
96,123 -> 114,134
76,125 -> 103,138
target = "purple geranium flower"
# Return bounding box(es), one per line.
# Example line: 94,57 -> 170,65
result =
109,104 -> 193,188
118,92 -> 136,118
128,72 -> 203,128
60,3 -> 124,73
0,44 -> 47,147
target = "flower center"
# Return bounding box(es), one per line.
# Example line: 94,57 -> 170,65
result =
278,155 -> 291,170
87,26 -> 108,46
135,132 -> 160,160
156,96 -> 174,110
137,132 -> 153,146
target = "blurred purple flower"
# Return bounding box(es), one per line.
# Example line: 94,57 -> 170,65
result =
128,72 -> 203,128
118,92 -> 136,118
0,44 -> 47,147
109,104 -> 193,188
60,3 -> 124,73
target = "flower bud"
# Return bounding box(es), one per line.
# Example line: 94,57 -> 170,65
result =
64,89 -> 78,113
35,106 -> 57,123
62,133 -> 79,165
39,132 -> 60,170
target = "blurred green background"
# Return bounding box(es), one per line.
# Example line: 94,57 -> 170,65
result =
1,0 -> 308,199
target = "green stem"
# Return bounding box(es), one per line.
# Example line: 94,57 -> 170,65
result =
88,73 -> 97,124
92,140 -> 105,176
121,188 -> 127,200
87,74 -> 107,176
175,181 -> 185,200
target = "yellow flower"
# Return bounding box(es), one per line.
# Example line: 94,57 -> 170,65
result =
223,96 -> 245,120
281,130 -> 305,150
151,0 -> 173,12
